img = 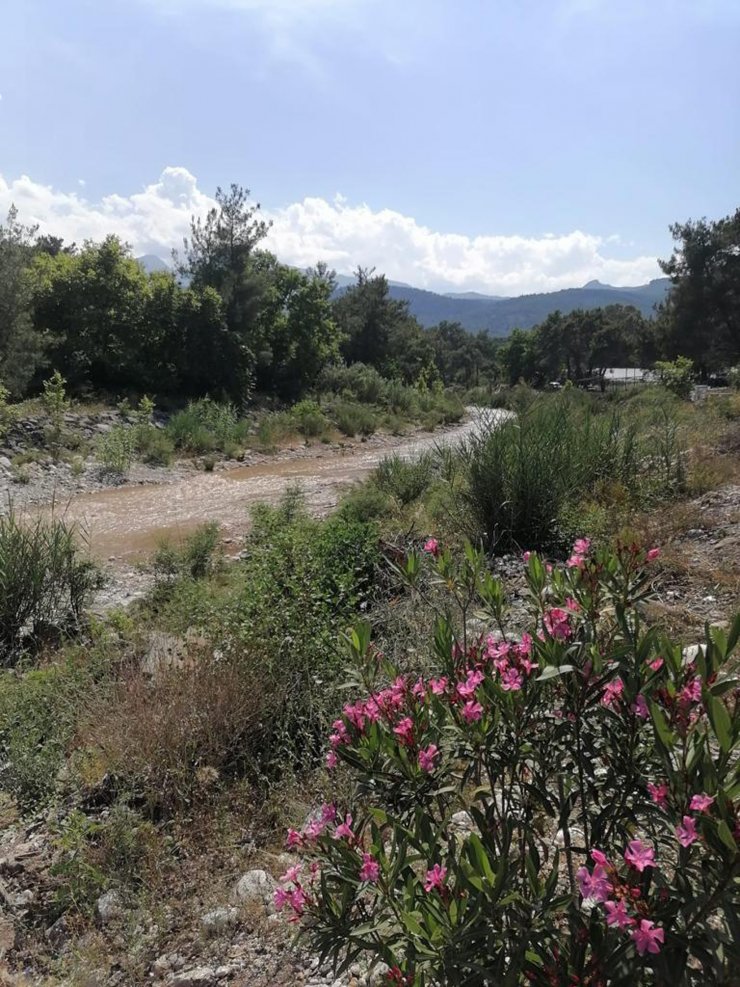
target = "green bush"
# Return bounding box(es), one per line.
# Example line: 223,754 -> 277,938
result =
319,363 -> 388,404
375,453 -> 436,505
655,356 -> 695,400
0,513 -> 101,664
152,522 -> 222,583
332,401 -> 377,437
97,425 -> 137,473
292,399 -> 329,438
339,483 -> 394,523
255,410 -> 297,449
167,399 -> 249,453
136,425 -> 175,466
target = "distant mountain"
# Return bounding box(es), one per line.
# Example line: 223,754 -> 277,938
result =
137,254 -> 171,273
383,278 -> 671,336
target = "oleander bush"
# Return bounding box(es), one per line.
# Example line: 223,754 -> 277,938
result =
279,539 -> 740,987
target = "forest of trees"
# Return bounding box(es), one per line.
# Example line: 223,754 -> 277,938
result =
0,186 -> 738,404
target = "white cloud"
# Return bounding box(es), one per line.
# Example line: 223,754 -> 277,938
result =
0,167 -> 660,294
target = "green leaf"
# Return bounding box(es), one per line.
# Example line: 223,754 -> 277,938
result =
649,700 -> 676,751
716,819 -> 737,852
705,692 -> 733,753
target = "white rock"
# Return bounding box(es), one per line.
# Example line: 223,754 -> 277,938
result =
200,907 -> 239,931
450,811 -> 474,833
233,868 -> 276,909
0,456 -> 11,470
170,967 -> 217,987
95,889 -> 123,924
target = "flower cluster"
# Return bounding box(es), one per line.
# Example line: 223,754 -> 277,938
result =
577,845 -> 665,955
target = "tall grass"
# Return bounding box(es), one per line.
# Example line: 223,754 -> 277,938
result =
0,513 -> 101,664
460,397 -> 652,552
166,398 -> 250,454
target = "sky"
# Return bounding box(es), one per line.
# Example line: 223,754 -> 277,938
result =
1,0 -> 738,295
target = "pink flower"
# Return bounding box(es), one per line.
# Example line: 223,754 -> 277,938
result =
679,678 -> 702,706
393,717 -> 415,746
543,607 -> 572,640
412,678 -> 426,700
601,678 -> 624,708
624,839 -> 656,873
573,537 -> 591,555
343,701 -> 366,731
418,744 -> 440,773
286,828 -> 304,849
430,676 -> 448,696
590,849 -> 610,868
566,554 -> 585,569
631,919 -> 664,956
461,700 -> 483,722
647,782 -> 669,808
519,632 -> 533,657
279,864 -> 302,885
647,656 -> 664,672
501,666 -> 524,691
359,852 -> 380,883
605,899 -> 636,930
676,815 -> 698,848
457,668 -> 484,698
631,694 -> 649,720
326,751 -> 338,770
689,793 -> 715,813
646,547 -> 660,562
274,886 -> 290,910
576,864 -> 612,903
523,551 -> 531,562
423,863 -> 448,893
423,537 -> 440,556
565,596 -> 581,612
334,813 -> 354,840
320,803 -> 337,823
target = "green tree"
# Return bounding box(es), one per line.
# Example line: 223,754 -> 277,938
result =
0,207 -> 46,395
659,209 -> 740,373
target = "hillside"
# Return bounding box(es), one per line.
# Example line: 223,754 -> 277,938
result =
384,278 -> 671,334
139,254 -> 670,335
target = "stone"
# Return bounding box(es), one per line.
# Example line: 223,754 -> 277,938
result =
171,968 -> 217,987
200,906 -> 239,932
95,889 -> 124,924
233,868 -> 276,909
0,456 -> 11,470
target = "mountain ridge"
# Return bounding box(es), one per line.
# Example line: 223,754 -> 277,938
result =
136,255 -> 670,336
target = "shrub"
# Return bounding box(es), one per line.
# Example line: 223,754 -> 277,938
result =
375,453 -> 436,506
282,541 -> 740,986
152,522 -> 222,583
136,426 -> 175,466
0,380 -> 17,440
166,399 -> 249,453
78,652 -> 275,815
460,398 -> 653,552
320,363 -> 388,405
655,357 -> 695,400
333,401 -> 377,437
155,492 -> 381,766
292,399 -> 329,438
255,410 -> 297,450
41,369 -> 70,461
339,483 -> 394,523
0,513 -> 101,664
97,424 -> 137,474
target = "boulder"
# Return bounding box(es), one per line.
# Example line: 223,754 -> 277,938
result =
233,868 -> 276,910
170,968 -> 217,987
95,889 -> 123,924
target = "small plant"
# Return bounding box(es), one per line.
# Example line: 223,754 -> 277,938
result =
152,522 -> 222,583
42,369 -> 70,461
333,401 -> 377,438
97,425 -> 136,474
282,540 -> 740,986
0,380 -> 17,440
375,453 -> 436,506
0,512 -> 102,664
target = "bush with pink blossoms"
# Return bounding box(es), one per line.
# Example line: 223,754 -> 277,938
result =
278,539 -> 739,986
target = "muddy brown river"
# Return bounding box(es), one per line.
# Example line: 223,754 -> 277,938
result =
37,410 -> 496,569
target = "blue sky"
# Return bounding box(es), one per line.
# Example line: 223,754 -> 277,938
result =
1,0 -> 738,294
